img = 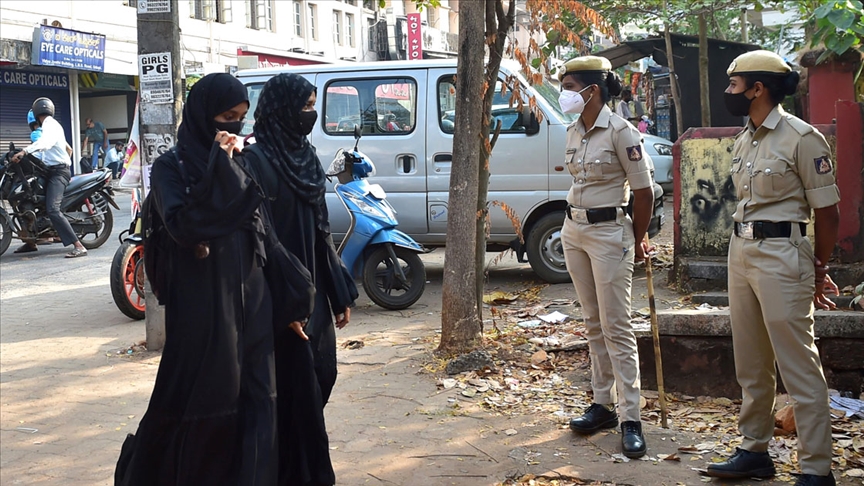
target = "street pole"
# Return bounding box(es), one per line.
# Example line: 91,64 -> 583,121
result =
136,0 -> 182,351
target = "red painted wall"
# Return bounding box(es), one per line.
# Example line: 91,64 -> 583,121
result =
808,62 -> 857,125
834,101 -> 864,262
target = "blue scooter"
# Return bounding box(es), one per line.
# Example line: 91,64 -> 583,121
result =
326,127 -> 426,310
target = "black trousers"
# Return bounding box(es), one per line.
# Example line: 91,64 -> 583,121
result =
45,165 -> 79,246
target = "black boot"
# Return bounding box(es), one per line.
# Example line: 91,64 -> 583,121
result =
569,403 -> 618,434
620,421 -> 646,458
706,448 -> 776,479
794,473 -> 836,486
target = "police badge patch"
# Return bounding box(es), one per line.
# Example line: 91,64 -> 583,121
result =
626,145 -> 642,161
814,156 -> 832,175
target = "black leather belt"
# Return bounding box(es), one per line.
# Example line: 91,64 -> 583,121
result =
734,221 -> 806,239
566,205 -> 622,224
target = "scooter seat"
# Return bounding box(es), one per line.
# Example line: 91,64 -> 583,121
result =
68,170 -> 108,193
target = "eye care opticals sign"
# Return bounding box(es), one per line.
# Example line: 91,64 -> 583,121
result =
138,53 -> 174,104
31,26 -> 105,72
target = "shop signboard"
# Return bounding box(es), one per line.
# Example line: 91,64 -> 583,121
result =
406,13 -> 423,61
0,69 -> 69,90
31,26 -> 105,72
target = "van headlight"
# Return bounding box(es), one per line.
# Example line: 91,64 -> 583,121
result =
653,143 -> 672,156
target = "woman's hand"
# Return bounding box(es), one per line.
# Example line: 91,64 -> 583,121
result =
289,321 -> 309,340
814,258 -> 839,310
214,131 -> 242,157
335,307 -> 351,329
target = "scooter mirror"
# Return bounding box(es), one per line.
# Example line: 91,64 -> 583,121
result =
353,125 -> 361,151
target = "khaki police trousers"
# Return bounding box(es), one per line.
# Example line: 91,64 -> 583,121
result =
728,227 -> 832,476
561,216 -> 641,422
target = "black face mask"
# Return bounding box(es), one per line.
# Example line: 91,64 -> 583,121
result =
724,90 -> 753,117
214,119 -> 244,135
297,110 -> 317,136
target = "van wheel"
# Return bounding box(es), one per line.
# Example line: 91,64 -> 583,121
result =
526,212 -> 571,284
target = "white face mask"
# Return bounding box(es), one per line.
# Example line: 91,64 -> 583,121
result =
558,86 -> 593,114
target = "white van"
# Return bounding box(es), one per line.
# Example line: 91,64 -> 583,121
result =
236,60 -> 664,283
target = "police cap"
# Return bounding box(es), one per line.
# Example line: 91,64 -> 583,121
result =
727,50 -> 791,76
558,56 -> 612,81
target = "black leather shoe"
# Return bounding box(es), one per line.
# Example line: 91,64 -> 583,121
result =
794,473 -> 836,486
569,403 -> 618,434
620,421 -> 647,458
706,448 -> 776,479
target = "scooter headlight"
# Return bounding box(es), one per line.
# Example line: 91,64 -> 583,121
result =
344,191 -> 387,219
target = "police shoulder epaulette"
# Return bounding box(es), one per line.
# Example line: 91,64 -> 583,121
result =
609,114 -> 630,130
783,114 -> 814,136
566,120 -> 580,131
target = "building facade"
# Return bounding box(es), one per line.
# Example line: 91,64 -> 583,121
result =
1,0 -> 460,164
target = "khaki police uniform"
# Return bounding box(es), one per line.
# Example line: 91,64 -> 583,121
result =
561,102 -> 653,422
727,52 -> 841,477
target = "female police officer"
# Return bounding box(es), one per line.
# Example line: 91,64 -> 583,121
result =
705,50 -> 840,486
557,56 -> 655,458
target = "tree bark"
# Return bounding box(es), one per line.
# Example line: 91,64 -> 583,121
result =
663,0 -> 684,140
475,0 -> 515,319
439,0 -> 485,355
698,12 -> 711,128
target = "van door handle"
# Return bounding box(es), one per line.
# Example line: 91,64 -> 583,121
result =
400,155 -> 415,174
433,153 -> 452,173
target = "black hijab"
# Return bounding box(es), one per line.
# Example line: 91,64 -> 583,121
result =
253,73 -> 326,209
177,73 -> 249,182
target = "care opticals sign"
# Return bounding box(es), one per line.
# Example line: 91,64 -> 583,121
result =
138,52 -> 173,104
0,69 -> 69,89
31,26 -> 105,72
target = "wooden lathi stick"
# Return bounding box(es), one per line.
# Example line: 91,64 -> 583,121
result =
644,235 -> 668,428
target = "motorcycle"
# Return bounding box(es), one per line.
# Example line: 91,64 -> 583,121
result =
0,143 -> 117,256
326,127 -> 426,310
110,188 -> 145,320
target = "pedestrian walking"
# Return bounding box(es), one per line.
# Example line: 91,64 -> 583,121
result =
245,72 -> 358,486
705,50 -> 840,486
82,117 -> 109,170
556,56 -> 655,459
114,73 -> 313,485
11,98 -> 88,258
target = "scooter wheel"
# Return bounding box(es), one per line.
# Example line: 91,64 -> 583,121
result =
110,241 -> 145,320
362,245 -> 425,310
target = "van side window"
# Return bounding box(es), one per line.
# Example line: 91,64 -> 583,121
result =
323,78 -> 417,135
437,77 -> 528,135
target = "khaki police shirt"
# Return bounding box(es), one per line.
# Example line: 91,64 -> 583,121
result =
730,105 -> 840,223
564,105 -> 653,209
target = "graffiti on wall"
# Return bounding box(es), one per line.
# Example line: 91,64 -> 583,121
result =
678,138 -> 738,257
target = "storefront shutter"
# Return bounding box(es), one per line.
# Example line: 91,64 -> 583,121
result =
0,87 -> 72,152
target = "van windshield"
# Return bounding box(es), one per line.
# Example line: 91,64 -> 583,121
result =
532,76 -> 579,125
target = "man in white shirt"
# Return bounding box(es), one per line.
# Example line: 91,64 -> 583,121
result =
615,88 -> 635,122
105,141 -> 125,180
11,97 -> 88,258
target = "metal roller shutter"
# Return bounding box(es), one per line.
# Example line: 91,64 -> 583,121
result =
0,87 -> 72,152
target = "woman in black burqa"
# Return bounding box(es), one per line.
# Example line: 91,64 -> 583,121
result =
115,73 -> 313,485
245,73 -> 358,485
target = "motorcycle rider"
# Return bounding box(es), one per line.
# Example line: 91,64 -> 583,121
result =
11,98 -> 88,258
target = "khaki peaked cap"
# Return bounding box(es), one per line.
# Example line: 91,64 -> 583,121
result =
558,56 -> 612,81
727,50 -> 791,76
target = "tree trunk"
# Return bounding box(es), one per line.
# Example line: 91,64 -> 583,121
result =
663,2 -> 684,140
439,0 -> 485,355
475,0 -> 515,319
698,13 -> 711,128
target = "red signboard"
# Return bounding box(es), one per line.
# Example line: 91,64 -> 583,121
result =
236,49 -> 323,67
406,13 -> 423,61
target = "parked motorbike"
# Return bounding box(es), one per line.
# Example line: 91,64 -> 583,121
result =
326,127 -> 426,310
0,143 -> 117,256
110,188 -> 145,320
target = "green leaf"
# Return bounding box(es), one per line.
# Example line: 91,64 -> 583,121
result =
826,33 -> 841,51
832,32 -> 858,54
813,2 -> 834,19
531,58 -> 542,69
827,8 -> 856,30
815,48 -> 832,64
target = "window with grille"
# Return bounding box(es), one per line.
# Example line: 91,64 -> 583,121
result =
191,0 -> 230,22
308,4 -> 317,40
